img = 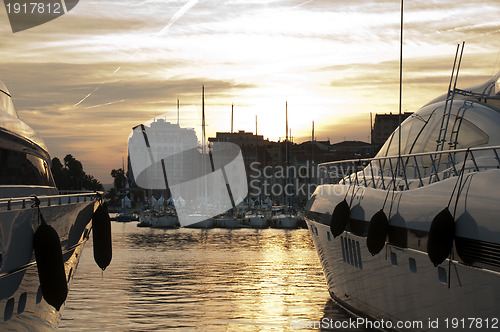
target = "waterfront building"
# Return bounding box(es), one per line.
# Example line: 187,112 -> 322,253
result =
371,112 -> 413,147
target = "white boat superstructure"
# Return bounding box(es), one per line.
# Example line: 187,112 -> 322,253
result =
151,208 -> 178,228
0,80 -> 109,329
306,70 -> 500,330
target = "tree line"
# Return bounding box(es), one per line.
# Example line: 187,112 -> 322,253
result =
51,154 -> 103,191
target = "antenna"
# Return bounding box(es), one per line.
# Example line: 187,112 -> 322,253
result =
398,0 -> 404,166
311,120 -> 315,182
255,114 -> 258,135
312,120 -> 315,142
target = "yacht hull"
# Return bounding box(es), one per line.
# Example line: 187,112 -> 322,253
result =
306,218 -> 500,331
0,198 -> 97,330
306,169 -> 500,331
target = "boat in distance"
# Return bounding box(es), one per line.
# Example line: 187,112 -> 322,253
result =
0,79 -> 111,330
305,68 -> 500,331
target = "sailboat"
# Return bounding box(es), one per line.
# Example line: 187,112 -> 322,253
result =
270,102 -> 300,229
185,86 -> 216,228
210,105 -> 252,229
129,88 -> 247,228
150,203 -> 178,228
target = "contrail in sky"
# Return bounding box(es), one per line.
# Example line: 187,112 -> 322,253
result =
84,99 -> 126,110
73,86 -> 100,107
290,0 -> 314,10
156,0 -> 199,36
73,67 -> 121,107
73,0 -> 199,108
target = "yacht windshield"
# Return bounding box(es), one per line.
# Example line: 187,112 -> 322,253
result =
0,148 -> 55,186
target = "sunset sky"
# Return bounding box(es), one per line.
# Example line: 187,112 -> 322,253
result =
1,0 -> 499,183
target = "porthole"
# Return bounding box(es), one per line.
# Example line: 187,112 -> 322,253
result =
17,293 -> 27,314
390,252 -> 398,266
437,266 -> 447,284
4,298 -> 14,321
409,257 -> 417,273
36,286 -> 42,304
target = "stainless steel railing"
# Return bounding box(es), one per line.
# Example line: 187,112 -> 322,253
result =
0,191 -> 104,211
318,145 -> 500,191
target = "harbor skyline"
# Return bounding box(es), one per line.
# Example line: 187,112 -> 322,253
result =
1,0 -> 499,183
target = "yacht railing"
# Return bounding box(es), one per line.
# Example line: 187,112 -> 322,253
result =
318,145 -> 500,191
0,191 -> 103,211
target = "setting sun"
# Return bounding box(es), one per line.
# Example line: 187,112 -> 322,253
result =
1,0 -> 499,182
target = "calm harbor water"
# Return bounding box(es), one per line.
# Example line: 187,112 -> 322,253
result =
59,222 -> 363,331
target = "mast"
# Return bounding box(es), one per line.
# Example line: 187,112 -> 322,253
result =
255,114 -> 259,202
397,0 -> 403,173
311,120 -> 314,169
285,102 -> 291,211
311,121 -> 315,181
122,157 -> 126,208
177,98 -> 180,125
285,101 -> 288,142
202,86 -> 206,154
231,104 -> 234,133
370,112 -> 373,144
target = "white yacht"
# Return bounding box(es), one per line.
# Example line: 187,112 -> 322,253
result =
0,80 -> 108,329
306,69 -> 500,330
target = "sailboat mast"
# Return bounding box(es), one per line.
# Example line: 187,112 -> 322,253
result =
122,157 -> 126,198
312,120 -> 315,165
202,86 -> 206,154
285,101 -> 288,142
370,112 -> 373,144
285,101 -> 291,211
311,120 -> 315,185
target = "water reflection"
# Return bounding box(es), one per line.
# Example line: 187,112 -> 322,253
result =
60,223 -> 353,331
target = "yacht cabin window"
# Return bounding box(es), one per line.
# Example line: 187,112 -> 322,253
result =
0,148 -> 55,186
